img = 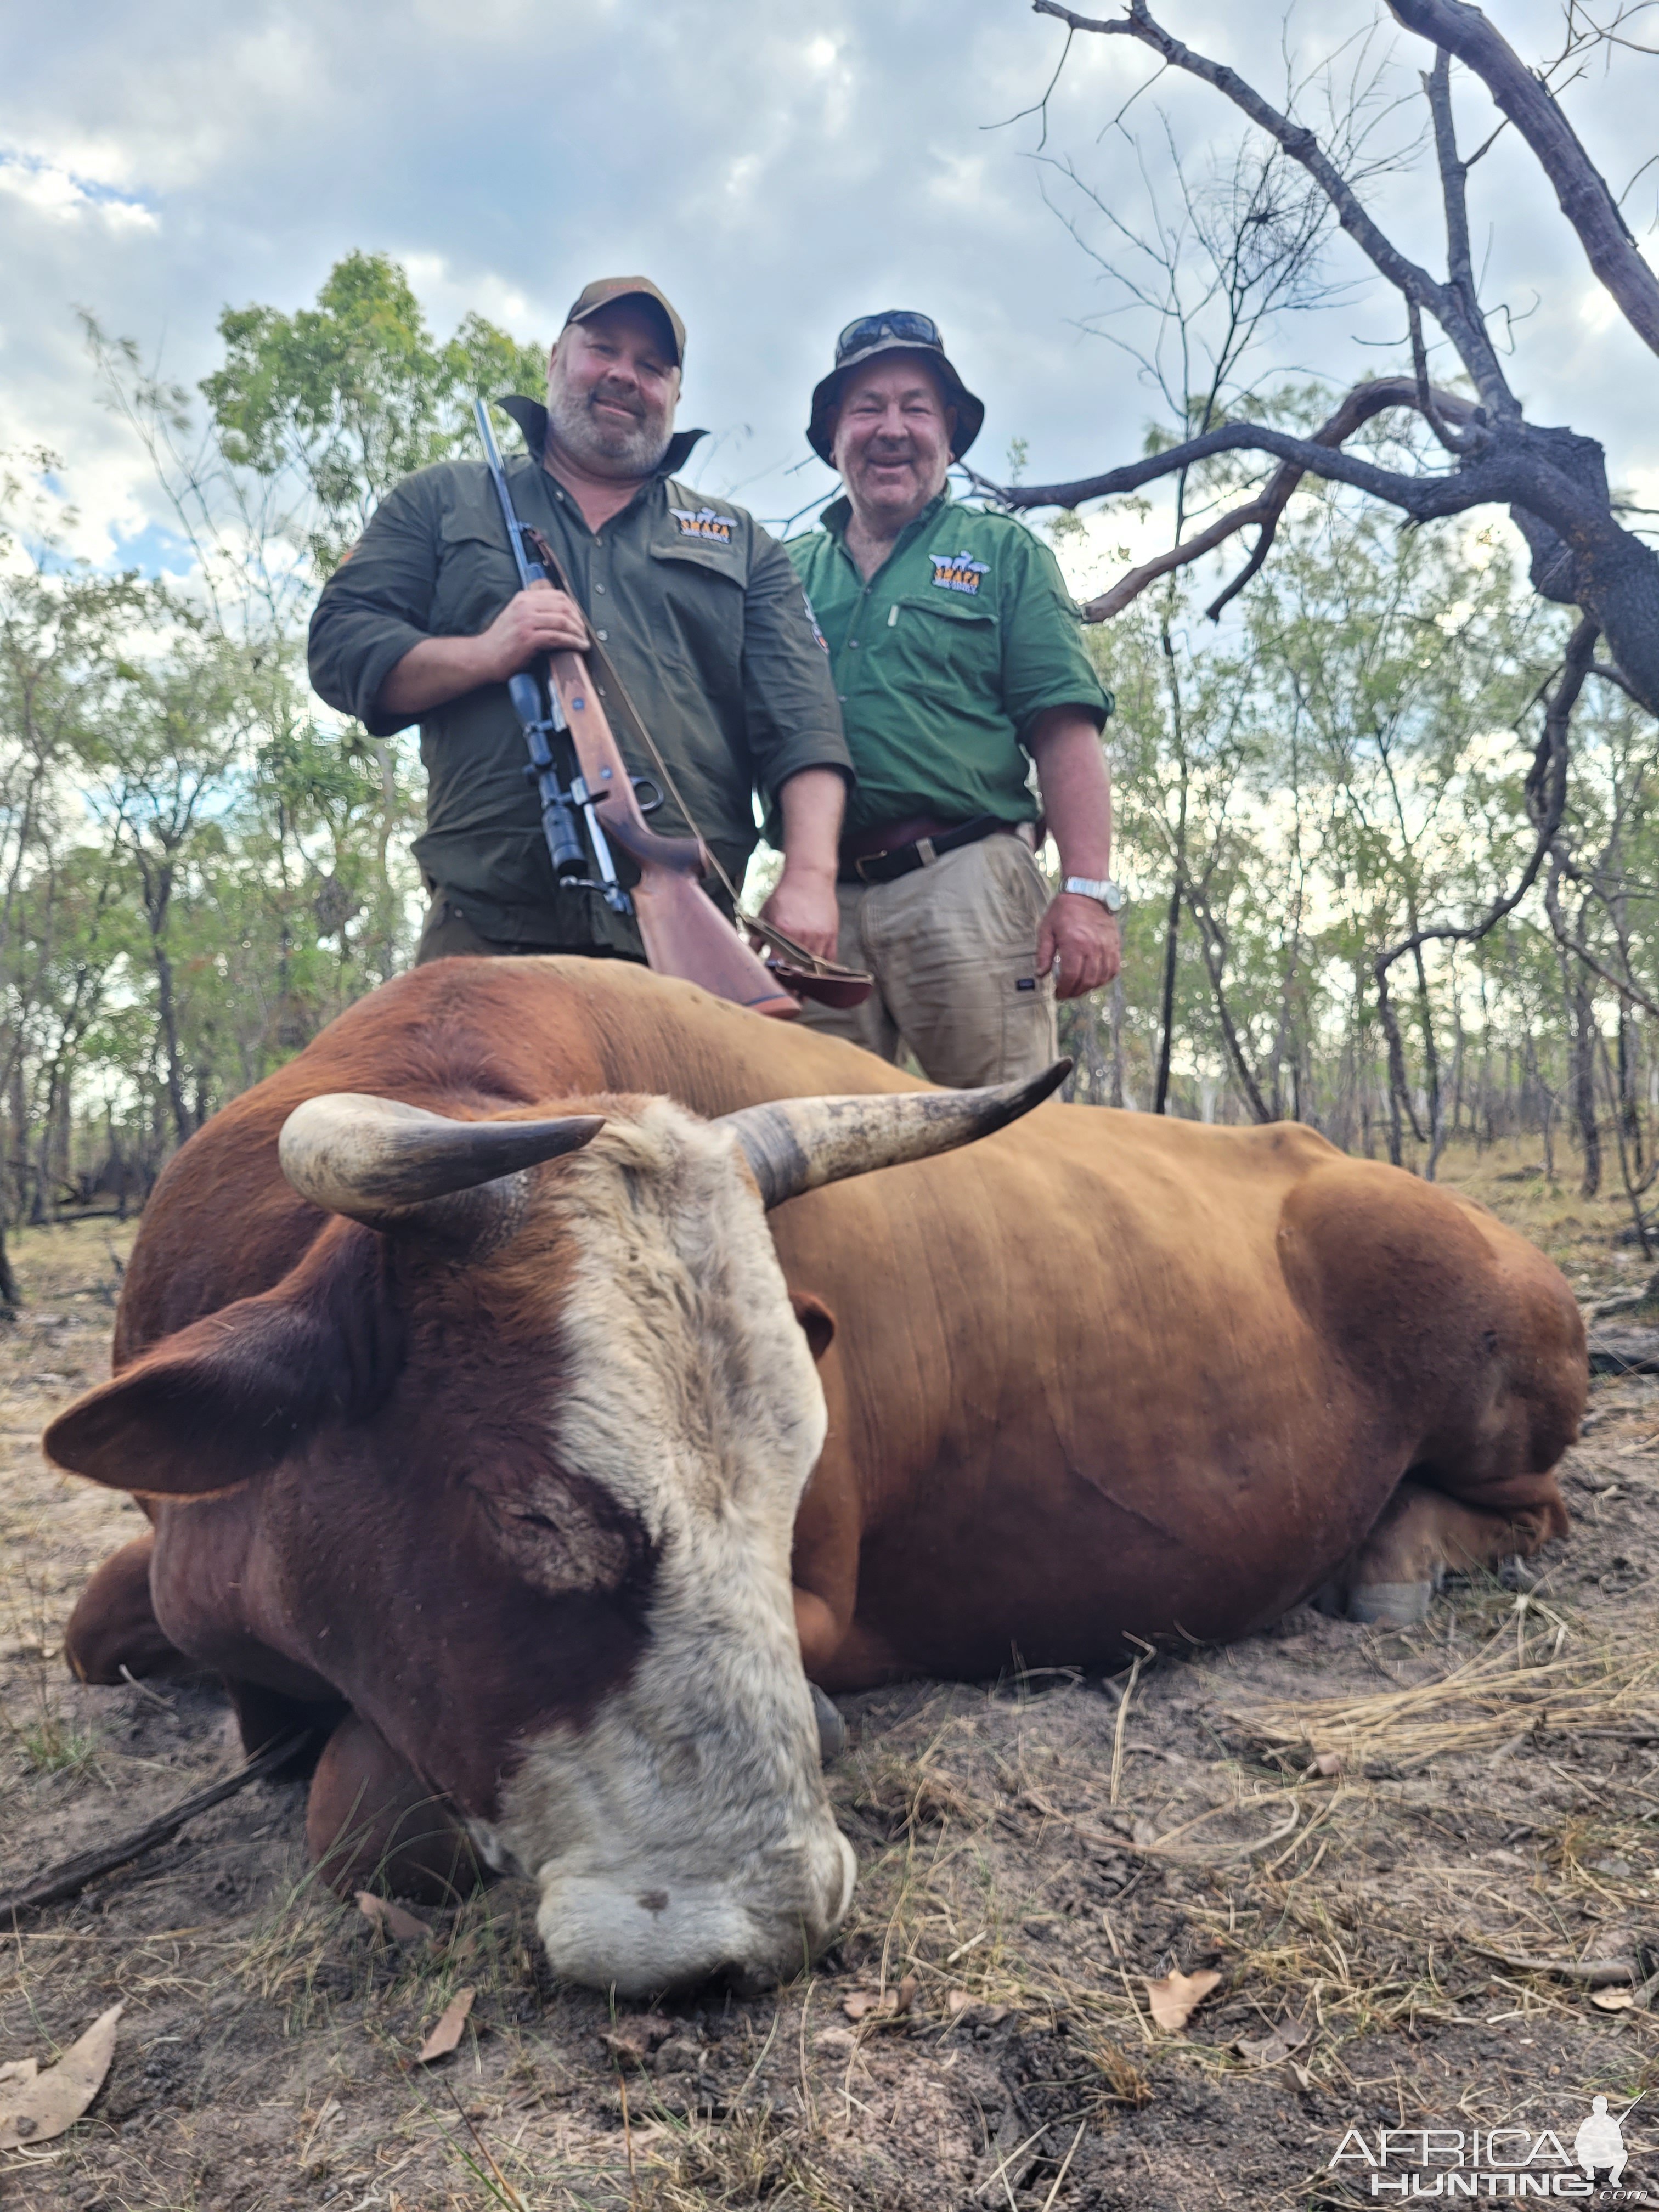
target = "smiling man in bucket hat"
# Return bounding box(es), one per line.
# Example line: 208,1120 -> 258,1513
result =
785,311 -> 1121,1087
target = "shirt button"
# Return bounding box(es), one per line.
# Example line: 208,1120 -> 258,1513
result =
594,582 -> 607,593
848,639 -> 859,650
596,629 -> 608,641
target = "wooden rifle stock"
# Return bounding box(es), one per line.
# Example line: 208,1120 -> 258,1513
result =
543,649 -> 802,1020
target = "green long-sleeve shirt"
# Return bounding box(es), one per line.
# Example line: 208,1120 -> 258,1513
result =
786,492 -> 1110,842
308,398 -> 851,949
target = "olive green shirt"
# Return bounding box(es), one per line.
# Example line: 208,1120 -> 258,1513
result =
308,398 -> 851,949
785,493 -> 1110,842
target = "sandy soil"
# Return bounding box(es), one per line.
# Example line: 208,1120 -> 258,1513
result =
2,1149 -> 1657,2211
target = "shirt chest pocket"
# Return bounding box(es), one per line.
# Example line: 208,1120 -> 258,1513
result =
431,510 -> 522,638
885,592 -> 1000,699
646,542 -> 745,685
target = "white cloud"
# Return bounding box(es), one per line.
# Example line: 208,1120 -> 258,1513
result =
0,0 -> 1654,576
0,154 -> 156,230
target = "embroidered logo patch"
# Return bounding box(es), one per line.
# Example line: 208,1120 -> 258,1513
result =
929,549 -> 990,596
669,505 -> 736,545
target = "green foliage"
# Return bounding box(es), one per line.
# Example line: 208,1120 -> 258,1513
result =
1059,393 -> 1655,1170
202,249 -> 546,573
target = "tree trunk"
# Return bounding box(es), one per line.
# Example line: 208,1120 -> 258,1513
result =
1569,968 -> 1601,1199
1154,881 -> 1180,1115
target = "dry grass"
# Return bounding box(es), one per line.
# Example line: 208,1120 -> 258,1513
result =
1231,1604 -> 1659,1778
5,1171 -> 1659,2207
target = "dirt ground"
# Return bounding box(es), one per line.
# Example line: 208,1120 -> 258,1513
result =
2,1142 -> 1658,2211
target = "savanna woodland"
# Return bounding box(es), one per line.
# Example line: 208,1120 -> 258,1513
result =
10,7 -> 1659,2210
8,2 -> 1659,1296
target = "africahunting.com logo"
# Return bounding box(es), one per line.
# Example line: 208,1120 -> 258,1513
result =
1328,2097 -> 1643,2197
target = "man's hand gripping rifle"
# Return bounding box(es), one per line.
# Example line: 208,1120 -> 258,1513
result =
475,399 -> 868,1020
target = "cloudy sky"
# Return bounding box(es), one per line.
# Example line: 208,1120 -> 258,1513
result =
4,0 -> 1658,597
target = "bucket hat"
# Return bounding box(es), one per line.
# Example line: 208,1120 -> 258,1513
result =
807,311 -> 984,464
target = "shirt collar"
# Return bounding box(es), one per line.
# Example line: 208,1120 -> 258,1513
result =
498,394 -> 707,482
822,487 -> 952,550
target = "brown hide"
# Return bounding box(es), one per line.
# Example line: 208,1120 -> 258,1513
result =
52,957 -> 1584,1788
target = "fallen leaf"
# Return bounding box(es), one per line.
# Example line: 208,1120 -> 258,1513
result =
841,1976 -> 918,2025
0,2004 -> 123,2149
0,2061 -> 37,2089
1143,1969 -> 1222,2034
416,1988 -> 476,2063
356,1892 -> 432,1945
1235,2017 -> 1311,2067
945,1989 -> 972,2016
1310,1751 -> 1345,1778
945,1989 -> 1011,2027
597,2012 -> 674,2067
1592,1987 -> 1636,2012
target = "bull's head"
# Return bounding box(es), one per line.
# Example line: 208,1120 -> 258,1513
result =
47,1068 -> 1063,1995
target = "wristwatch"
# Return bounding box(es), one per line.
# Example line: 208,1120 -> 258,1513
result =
1062,876 -> 1126,913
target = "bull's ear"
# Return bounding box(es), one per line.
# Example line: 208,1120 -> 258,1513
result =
789,1292 -> 836,1364
45,1229 -> 399,1496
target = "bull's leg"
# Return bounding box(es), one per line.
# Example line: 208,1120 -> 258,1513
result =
64,1535 -> 186,1684
307,1712 -> 483,1908
1336,1477 -> 1565,1626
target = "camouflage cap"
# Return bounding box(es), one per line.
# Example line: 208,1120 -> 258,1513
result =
563,276 -> 685,366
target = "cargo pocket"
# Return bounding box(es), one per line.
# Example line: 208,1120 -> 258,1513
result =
986,838 -> 1058,1083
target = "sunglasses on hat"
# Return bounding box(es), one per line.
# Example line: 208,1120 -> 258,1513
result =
834,311 -> 944,364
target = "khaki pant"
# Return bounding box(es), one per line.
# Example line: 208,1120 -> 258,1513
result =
800,832 -> 1058,1087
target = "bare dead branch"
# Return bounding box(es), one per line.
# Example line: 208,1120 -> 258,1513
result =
1407,300 -> 1484,455
1425,48 -> 1476,312
979,375 -> 1482,623
995,405 -> 1512,521
1031,0 -> 1517,410
1588,659 -> 1646,704
1387,0 -> 1659,359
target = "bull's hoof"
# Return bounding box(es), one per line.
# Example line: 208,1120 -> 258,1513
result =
308,1713 -> 483,1907
810,1683 -> 847,1764
1345,1579 -> 1434,1626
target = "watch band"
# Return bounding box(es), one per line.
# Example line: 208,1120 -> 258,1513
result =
1062,876 -> 1126,913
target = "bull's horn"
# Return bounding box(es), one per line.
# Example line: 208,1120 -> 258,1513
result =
278,1094 -> 604,1227
719,1060 -> 1070,1212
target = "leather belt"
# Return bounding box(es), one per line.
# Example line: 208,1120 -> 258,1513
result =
840,814 -> 1014,885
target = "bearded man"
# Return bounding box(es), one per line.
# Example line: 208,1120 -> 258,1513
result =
309,276 -> 850,967
787,313 -> 1120,1086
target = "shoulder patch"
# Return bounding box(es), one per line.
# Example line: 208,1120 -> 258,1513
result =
929,549 -> 990,597
669,505 -> 736,546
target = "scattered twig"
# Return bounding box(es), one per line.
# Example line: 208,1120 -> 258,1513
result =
0,1727 -> 311,1920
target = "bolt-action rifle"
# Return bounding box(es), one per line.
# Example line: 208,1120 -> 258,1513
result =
473,398 -> 869,1020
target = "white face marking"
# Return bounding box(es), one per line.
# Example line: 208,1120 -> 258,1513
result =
490,1101 -> 855,1995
